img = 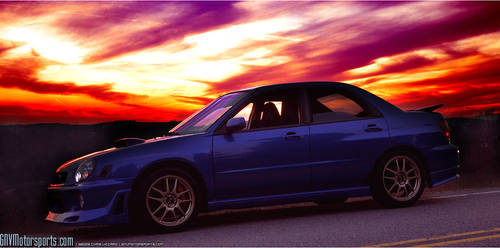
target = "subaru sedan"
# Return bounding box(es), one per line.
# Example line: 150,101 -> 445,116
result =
46,82 -> 460,232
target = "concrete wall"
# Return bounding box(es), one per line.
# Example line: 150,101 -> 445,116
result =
0,121 -> 178,232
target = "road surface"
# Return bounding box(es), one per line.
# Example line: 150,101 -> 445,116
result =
53,187 -> 500,247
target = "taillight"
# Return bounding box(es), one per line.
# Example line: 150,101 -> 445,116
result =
439,119 -> 450,140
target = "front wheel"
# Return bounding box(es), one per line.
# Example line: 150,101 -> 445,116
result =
371,152 -> 425,208
130,168 -> 199,232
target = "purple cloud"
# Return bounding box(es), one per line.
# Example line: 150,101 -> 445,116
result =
78,2 -> 246,63
299,2 -> 500,80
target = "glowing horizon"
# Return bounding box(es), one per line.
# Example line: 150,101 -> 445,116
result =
1,1 -> 499,124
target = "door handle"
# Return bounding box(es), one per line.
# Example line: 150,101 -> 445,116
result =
365,124 -> 382,132
284,131 -> 302,140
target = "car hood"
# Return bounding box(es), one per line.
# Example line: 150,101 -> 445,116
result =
52,134 -> 193,185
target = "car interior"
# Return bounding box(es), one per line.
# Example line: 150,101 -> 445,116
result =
228,87 -> 378,132
249,92 -> 300,129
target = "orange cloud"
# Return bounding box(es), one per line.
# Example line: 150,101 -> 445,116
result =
0,1 -> 499,124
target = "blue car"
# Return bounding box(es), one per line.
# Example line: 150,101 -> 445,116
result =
46,82 -> 459,231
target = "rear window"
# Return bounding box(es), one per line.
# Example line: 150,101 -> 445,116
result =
309,89 -> 370,123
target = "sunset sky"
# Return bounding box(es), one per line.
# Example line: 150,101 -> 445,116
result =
1,1 -> 500,124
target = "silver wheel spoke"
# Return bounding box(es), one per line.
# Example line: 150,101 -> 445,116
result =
176,205 -> 185,216
386,168 -> 397,174
171,209 -> 177,221
410,181 -> 417,190
388,183 -> 397,192
151,186 -> 164,195
384,176 -> 395,181
148,196 -> 162,202
172,179 -> 178,193
165,178 -> 170,193
406,184 -> 414,193
152,205 -> 164,215
395,159 -> 400,171
160,207 -> 168,221
177,189 -> 191,196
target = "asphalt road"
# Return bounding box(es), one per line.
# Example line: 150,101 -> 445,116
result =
53,187 -> 500,247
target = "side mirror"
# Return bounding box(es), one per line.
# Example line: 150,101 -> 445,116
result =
226,117 -> 246,133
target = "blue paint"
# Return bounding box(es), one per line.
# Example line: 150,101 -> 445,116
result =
46,82 -> 459,226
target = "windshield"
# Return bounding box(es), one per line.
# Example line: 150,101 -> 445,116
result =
169,92 -> 248,135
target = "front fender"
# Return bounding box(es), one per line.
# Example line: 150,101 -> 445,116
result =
93,133 -> 213,199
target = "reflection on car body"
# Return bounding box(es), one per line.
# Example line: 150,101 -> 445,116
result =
46,82 -> 460,232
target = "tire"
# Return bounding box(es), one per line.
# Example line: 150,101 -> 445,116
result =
130,168 -> 200,232
371,151 -> 425,208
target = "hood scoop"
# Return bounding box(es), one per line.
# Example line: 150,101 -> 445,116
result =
114,138 -> 146,148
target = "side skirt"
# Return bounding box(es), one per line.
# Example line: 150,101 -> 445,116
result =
207,186 -> 371,211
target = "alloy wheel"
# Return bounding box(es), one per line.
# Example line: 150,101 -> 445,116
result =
145,175 -> 195,227
382,155 -> 422,201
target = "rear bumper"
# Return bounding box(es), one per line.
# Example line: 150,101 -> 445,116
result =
424,144 -> 460,187
45,179 -> 132,226
431,173 -> 459,187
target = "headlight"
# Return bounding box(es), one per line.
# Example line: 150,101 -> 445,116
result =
75,159 -> 95,183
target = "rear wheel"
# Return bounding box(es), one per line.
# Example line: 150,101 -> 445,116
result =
130,168 -> 199,232
372,151 -> 425,208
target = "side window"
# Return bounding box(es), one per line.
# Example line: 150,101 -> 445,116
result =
228,89 -> 300,131
248,90 -> 300,129
309,88 -> 369,123
233,103 -> 254,128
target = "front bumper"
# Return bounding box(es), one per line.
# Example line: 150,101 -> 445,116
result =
45,179 -> 132,226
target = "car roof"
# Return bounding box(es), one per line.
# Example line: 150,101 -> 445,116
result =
230,81 -> 350,93
224,81 -> 403,117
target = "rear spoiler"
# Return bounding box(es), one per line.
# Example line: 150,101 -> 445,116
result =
411,104 -> 443,113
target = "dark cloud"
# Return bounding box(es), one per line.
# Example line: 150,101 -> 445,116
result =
299,2 -> 500,80
394,89 -> 500,118
1,1 -> 500,122
81,2 -> 246,63
208,64 -> 293,94
0,57 -> 146,104
53,2 -> 165,38
406,58 -> 500,90
387,58 -> 500,117
1,77 -> 138,102
338,55 -> 438,82
209,2 -> 500,119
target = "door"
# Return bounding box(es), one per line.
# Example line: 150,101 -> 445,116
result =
213,89 -> 310,199
307,87 -> 391,190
